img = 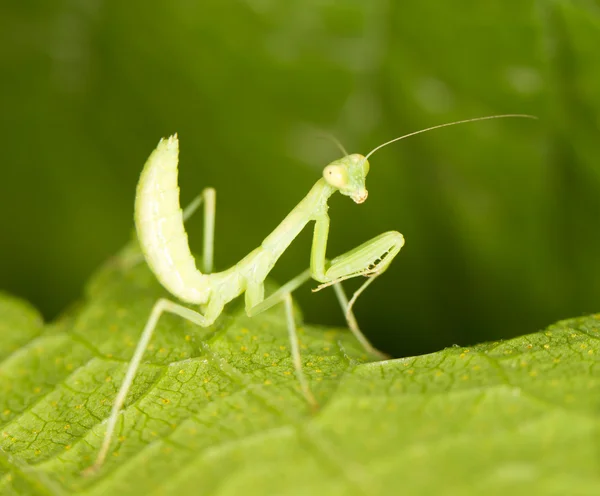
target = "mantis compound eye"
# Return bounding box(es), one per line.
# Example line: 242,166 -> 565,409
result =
323,165 -> 347,189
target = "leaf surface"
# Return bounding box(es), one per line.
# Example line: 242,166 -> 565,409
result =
1,250 -> 600,494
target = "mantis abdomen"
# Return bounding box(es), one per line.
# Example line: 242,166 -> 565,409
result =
135,135 -> 209,305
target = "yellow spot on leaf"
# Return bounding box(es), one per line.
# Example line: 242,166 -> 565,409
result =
162,398 -> 171,405
529,370 -> 538,377
407,369 -> 414,375
241,328 -> 249,334
33,387 -> 41,394
580,343 -> 588,350
105,376 -> 112,383
64,424 -> 70,430
588,349 -> 594,355
543,344 -> 550,349
280,345 -> 286,351
284,371 -> 291,375
264,380 -> 272,385
240,346 -> 247,352
185,335 -> 191,341
65,445 -> 71,450
119,436 -> 126,442
461,375 -> 469,381
264,353 -> 270,357
3,410 -> 10,416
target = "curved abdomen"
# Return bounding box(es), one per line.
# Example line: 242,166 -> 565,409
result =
134,135 -> 210,304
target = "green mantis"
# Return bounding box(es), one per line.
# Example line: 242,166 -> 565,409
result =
88,113 -> 536,473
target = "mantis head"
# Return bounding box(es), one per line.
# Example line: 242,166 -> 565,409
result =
323,154 -> 370,204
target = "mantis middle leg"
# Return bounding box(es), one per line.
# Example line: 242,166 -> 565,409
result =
245,269 -> 317,409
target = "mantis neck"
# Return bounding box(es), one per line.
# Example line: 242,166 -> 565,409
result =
260,178 -> 336,257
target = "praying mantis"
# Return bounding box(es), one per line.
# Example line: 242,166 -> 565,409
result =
88,113 -> 535,473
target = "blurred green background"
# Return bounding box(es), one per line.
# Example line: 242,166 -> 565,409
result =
1,0 -> 599,358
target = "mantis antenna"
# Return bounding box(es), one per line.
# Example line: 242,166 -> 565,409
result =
317,132 -> 349,156
363,114 -> 538,162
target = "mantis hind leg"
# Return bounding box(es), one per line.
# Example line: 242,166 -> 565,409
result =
182,187 -> 216,274
85,296 -> 222,475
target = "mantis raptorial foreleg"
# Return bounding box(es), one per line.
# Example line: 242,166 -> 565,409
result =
308,213 -> 404,356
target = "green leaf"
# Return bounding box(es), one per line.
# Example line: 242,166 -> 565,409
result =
1,248 -> 600,495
